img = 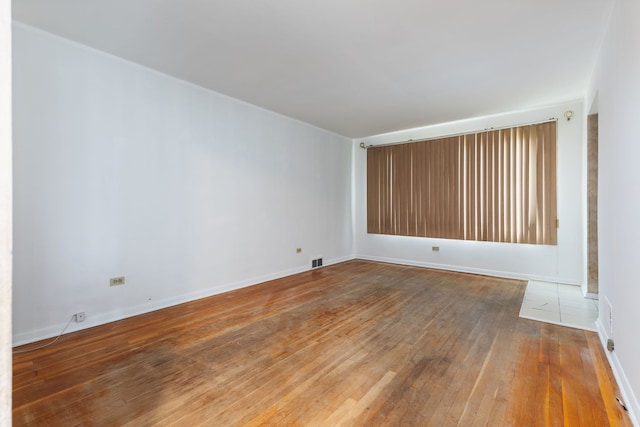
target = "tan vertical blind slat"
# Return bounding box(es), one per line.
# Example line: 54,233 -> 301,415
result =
366,121 -> 557,244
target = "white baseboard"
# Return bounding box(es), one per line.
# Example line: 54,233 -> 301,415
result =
325,254 -> 357,266
584,292 -> 599,300
12,254 -> 357,347
596,319 -> 639,426
354,254 -> 579,285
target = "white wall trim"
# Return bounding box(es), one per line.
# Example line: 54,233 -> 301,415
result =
354,254 -> 581,285
597,318 -> 640,427
0,0 -> 12,423
13,254 -> 356,347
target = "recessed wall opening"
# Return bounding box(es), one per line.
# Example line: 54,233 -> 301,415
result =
587,97 -> 599,295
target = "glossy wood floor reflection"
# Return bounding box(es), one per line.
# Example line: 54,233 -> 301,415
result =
13,261 -> 632,426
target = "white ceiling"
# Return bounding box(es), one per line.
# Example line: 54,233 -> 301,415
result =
13,0 -> 610,138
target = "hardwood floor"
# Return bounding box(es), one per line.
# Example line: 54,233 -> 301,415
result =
12,260 -> 632,426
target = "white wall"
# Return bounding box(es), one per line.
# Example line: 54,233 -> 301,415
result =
1,0 -> 12,424
354,101 -> 585,285
12,24 -> 353,345
587,0 -> 640,423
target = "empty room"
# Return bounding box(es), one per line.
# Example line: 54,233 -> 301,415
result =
2,0 -> 640,425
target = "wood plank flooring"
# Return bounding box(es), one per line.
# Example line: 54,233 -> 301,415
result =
12,260 -> 632,426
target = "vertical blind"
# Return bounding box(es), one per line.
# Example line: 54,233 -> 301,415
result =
367,121 -> 557,245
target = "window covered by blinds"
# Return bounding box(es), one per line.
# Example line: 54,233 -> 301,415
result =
366,121 -> 557,245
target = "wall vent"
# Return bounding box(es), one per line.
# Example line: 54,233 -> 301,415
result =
311,257 -> 323,269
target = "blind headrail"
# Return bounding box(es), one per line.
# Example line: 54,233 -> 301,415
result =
359,118 -> 557,150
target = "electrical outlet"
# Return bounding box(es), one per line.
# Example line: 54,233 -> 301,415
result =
110,276 -> 125,286
75,312 -> 86,322
296,248 -> 302,253
432,246 -> 440,252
